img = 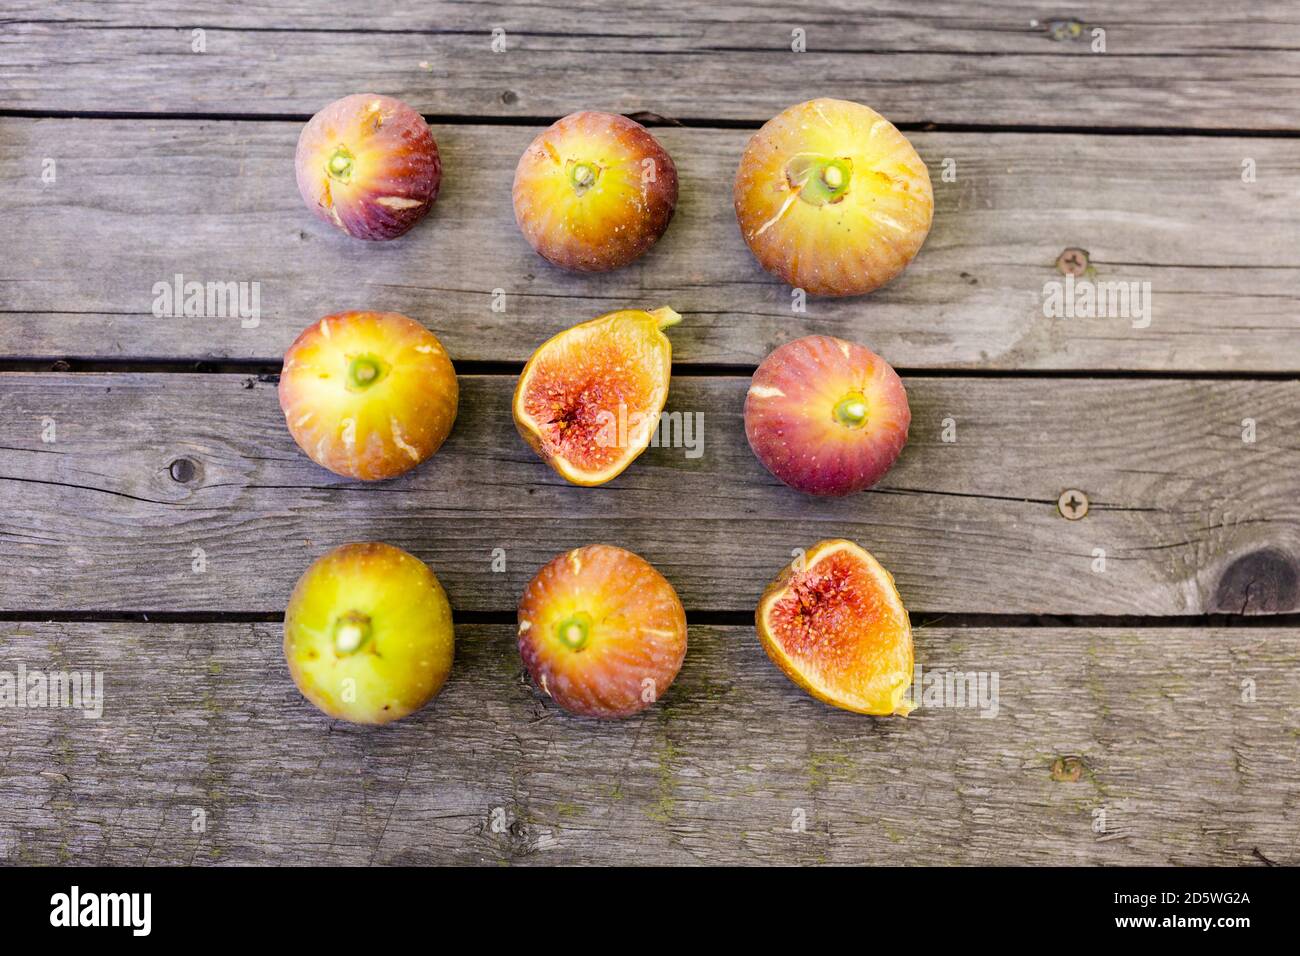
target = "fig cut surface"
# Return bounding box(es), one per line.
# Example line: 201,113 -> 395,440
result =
756,539 -> 914,715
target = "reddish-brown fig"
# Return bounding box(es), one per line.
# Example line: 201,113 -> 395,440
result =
745,335 -> 909,496
517,545 -> 687,718
295,93 -> 441,240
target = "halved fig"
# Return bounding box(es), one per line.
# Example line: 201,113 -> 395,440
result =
513,306 -> 679,486
517,544 -> 687,718
756,539 -> 913,715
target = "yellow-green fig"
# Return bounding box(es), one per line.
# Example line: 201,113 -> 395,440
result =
284,542 -> 454,724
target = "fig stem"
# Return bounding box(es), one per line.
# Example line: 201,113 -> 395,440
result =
326,146 -> 355,183
648,306 -> 683,330
346,355 -> 386,391
833,394 -> 869,428
787,156 -> 852,207
333,611 -> 373,655
568,162 -> 599,195
554,611 -> 593,651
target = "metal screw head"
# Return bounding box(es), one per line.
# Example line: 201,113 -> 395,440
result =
1045,19 -> 1085,42
1057,488 -> 1089,520
1056,247 -> 1089,276
1051,755 -> 1085,782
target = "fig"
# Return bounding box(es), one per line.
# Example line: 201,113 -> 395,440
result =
756,539 -> 913,716
513,306 -> 679,486
517,545 -> 687,719
734,98 -> 933,296
512,111 -> 678,272
295,93 -> 441,240
279,310 -> 459,481
284,542 -> 455,725
745,334 -> 909,496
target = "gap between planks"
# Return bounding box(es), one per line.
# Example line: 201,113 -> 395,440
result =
2,360 -> 1298,382
6,108 -> 1300,139
2,610 -> 1300,628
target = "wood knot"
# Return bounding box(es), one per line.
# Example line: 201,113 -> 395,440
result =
169,457 -> 199,483
1211,548 -> 1299,614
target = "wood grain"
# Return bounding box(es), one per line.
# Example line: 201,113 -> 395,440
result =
4,2 -> 1300,129
2,119 -> 1297,371
1,622 -> 1294,865
2,372 -> 1296,616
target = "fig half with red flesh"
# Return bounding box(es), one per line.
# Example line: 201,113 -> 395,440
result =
756,539 -> 913,716
745,335 -> 909,496
513,306 -> 679,486
295,93 -> 441,240
513,111 -> 678,272
517,545 -> 687,719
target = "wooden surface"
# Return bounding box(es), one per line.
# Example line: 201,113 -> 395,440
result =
2,623 -> 1296,866
0,1 -> 1297,867
3,119 -> 1298,371
6,2 -> 1300,129
2,373 -> 1298,616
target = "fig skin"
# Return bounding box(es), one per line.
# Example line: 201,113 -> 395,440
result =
734,97 -> 933,296
279,310 -> 459,481
284,542 -> 455,725
745,334 -> 909,496
513,111 -> 678,272
517,544 -> 687,719
756,539 -> 913,716
513,306 -> 680,486
295,93 -> 441,240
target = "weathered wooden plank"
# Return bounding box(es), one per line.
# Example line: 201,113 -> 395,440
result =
2,119 -> 1297,371
2,372 -> 1297,616
4,3 -> 1300,129
0,622 -> 1294,865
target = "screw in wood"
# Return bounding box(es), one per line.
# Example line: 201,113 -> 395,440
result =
1057,488 -> 1089,520
1050,755 -> 1085,782
1056,247 -> 1089,276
